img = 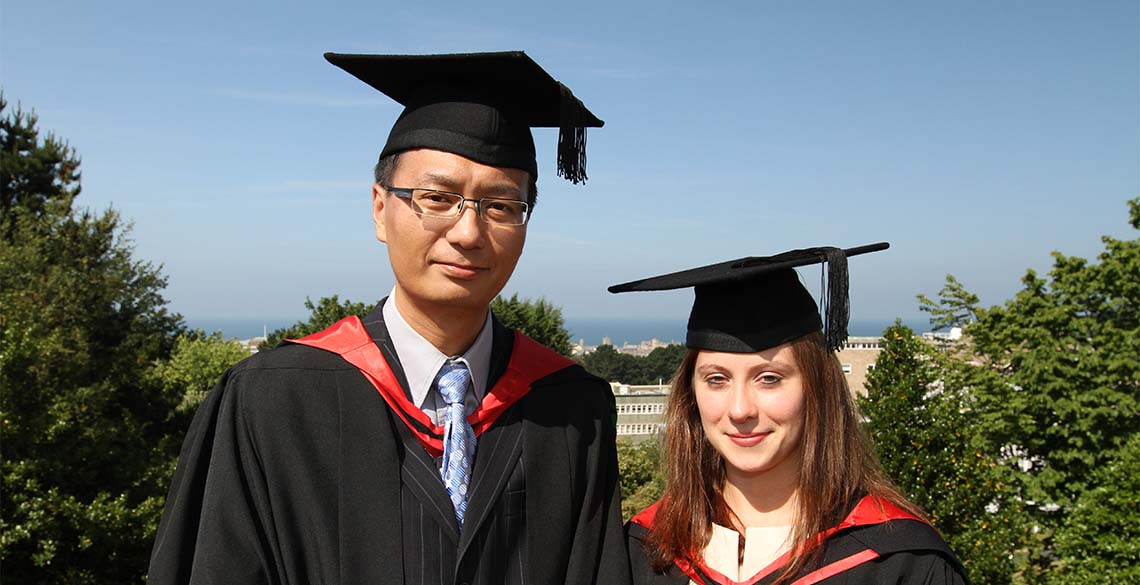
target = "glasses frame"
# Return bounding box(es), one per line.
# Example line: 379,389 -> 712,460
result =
382,185 -> 532,226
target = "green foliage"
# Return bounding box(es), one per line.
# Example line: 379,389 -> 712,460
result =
264,293 -> 575,355
261,295 -> 375,349
152,332 -> 250,414
0,95 -> 81,227
640,344 -> 687,385
861,322 -> 1022,584
1,462 -> 167,584
1049,432 -> 1140,584
905,198 -> 1140,582
578,343 -> 686,384
965,198 -> 1139,514
616,439 -> 665,521
578,344 -> 641,382
491,293 -> 573,356
917,275 -> 981,332
1,97 -> 184,583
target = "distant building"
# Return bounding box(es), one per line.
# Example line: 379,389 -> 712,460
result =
612,383 -> 669,442
610,335 -> 899,441
615,338 -> 680,357
571,338 -> 597,356
593,327 -> 979,444
571,337 -> 683,357
835,336 -> 883,396
237,337 -> 267,354
237,325 -> 271,354
922,327 -> 964,343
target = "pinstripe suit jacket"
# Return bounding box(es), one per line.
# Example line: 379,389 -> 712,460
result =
147,303 -> 631,585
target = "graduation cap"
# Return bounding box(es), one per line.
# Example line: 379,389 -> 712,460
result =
324,51 -> 604,184
608,243 -> 890,353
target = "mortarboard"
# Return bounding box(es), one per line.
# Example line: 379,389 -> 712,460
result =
324,51 -> 604,184
608,243 -> 890,353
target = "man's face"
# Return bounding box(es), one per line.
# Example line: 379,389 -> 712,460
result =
373,148 -> 529,318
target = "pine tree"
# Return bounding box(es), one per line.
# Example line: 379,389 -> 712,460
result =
491,293 -> 574,356
1049,432 -> 1140,584
578,344 -> 644,383
965,200 -> 1139,513
0,95 -> 81,225
861,322 -> 1022,584
912,199 -> 1139,582
261,295 -> 375,349
1,98 -> 186,582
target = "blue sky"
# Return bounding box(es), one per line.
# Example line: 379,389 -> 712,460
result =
3,0 -> 1137,329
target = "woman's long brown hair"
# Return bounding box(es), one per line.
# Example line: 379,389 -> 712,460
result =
646,331 -> 922,583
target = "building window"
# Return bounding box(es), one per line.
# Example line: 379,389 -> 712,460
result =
841,364 -> 852,374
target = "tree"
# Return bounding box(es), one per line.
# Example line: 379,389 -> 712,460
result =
1049,432 -> 1140,584
917,275 -> 981,332
966,199 -> 1139,512
640,344 -> 687,384
1,98 -> 185,582
577,343 -> 685,385
578,344 -> 644,383
490,293 -> 573,356
1,95 -> 81,228
861,322 -> 1022,584
914,198 -> 1140,581
262,294 -> 572,355
616,439 -> 664,521
261,295 -> 375,349
152,331 -> 250,414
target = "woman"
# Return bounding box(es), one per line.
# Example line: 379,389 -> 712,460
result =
610,244 -> 969,585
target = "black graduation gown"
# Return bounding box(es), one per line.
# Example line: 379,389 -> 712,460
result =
625,496 -> 969,585
147,303 -> 630,585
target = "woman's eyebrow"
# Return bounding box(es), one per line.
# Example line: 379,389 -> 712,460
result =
760,360 -> 796,374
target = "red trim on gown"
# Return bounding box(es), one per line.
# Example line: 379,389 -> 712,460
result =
287,315 -> 574,457
631,495 -> 924,585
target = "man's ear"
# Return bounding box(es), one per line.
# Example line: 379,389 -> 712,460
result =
372,183 -> 388,243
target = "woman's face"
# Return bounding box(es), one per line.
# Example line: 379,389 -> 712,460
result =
692,344 -> 807,480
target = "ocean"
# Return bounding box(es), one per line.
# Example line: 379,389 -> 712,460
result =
564,318 -> 928,346
186,316 -> 930,345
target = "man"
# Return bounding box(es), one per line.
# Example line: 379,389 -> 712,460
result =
147,52 -> 629,585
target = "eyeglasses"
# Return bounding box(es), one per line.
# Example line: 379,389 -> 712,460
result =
382,186 -> 531,226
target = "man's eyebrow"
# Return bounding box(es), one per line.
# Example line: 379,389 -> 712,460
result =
419,172 -> 524,199
480,184 -> 525,199
419,172 -> 463,191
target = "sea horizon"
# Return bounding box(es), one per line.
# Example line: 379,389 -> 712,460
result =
185,316 -> 933,346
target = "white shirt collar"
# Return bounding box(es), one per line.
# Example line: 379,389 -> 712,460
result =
704,523 -> 792,580
382,288 -> 493,411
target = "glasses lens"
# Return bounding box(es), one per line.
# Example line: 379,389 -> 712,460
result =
480,198 -> 528,225
411,190 -> 462,217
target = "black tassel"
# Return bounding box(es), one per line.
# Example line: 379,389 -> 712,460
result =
819,247 -> 849,351
557,83 -> 589,184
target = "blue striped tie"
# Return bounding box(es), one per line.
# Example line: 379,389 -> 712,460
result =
436,361 -> 475,527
